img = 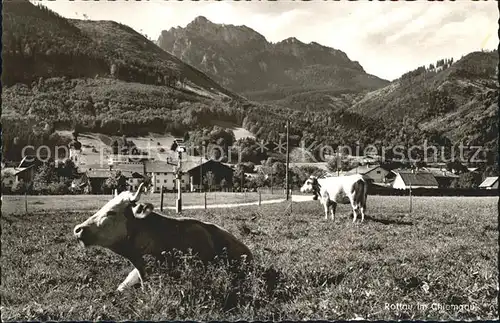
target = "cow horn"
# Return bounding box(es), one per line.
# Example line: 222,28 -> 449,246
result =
130,183 -> 145,203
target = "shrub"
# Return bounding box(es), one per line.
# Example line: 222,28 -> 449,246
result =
46,181 -> 70,195
450,172 -> 483,189
11,180 -> 27,194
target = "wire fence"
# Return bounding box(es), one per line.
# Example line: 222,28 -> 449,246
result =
151,190 -> 288,210
2,184 -> 310,214
155,187 -> 309,211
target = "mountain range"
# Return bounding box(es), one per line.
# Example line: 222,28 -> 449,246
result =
158,16 -> 389,101
157,16 -> 498,147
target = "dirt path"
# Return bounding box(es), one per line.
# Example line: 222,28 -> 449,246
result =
162,194 -> 312,210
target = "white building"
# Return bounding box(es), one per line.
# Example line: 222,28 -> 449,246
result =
345,164 -> 391,184
391,170 -> 439,189
145,161 -> 190,192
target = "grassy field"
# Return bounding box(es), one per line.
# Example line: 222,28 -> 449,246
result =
1,192 -> 285,215
1,196 -> 498,320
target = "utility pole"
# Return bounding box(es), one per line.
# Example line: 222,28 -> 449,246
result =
409,183 -> 412,214
337,149 -> 340,177
409,169 -> 414,214
241,167 -> 244,192
160,185 -> 164,212
285,119 -> 290,200
170,138 -> 186,214
200,144 -> 204,192
270,171 -> 273,195
176,151 -> 182,213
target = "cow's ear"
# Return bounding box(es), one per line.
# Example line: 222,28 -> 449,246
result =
132,203 -> 154,219
312,177 -> 321,196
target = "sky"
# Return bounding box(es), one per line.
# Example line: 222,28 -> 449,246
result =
32,0 -> 498,81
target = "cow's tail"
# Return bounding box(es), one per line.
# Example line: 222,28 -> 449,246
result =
362,179 -> 368,210
353,178 -> 368,211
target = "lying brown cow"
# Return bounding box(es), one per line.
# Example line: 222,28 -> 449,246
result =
73,183 -> 253,291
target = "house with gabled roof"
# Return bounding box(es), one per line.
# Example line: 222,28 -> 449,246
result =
86,169 -> 115,194
145,160 -> 190,192
85,163 -> 145,194
185,159 -> 234,192
422,167 -> 460,188
1,166 -> 35,191
145,157 -> 233,192
391,169 -> 439,189
344,164 -> 392,184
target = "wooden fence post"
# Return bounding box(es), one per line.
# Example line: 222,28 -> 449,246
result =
160,185 -> 164,212
204,192 -> 207,210
25,190 -> 28,214
409,185 -> 412,214
258,191 -> 261,206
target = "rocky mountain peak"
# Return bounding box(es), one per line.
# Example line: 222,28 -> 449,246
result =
157,17 -> 388,96
281,37 -> 302,44
188,15 -> 213,28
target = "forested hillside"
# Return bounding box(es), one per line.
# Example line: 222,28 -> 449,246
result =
1,1 -> 242,161
350,51 -> 498,149
2,0 -> 233,97
1,77 -> 248,161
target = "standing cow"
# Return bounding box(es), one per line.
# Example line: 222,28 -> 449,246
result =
73,183 -> 253,291
300,174 -> 368,223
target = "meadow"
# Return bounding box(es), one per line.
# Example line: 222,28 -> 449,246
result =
1,195 -> 498,320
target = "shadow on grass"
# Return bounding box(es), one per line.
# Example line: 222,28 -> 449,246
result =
364,214 -> 414,226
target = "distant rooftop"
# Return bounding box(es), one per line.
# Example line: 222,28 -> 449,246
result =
345,164 -> 385,176
479,177 -> 498,188
396,172 -> 439,187
422,167 -> 459,178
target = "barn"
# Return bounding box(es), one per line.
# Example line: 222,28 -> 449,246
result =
422,167 -> 460,188
185,159 -> 234,192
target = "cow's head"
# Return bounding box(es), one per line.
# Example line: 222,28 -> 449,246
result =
300,176 -> 321,200
73,183 -> 150,248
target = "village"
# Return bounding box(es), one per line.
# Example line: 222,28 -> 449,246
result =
2,131 -> 498,195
